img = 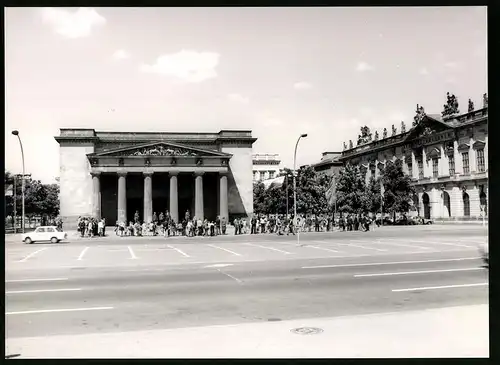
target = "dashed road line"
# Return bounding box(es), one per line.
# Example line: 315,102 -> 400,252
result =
374,239 -> 433,251
127,246 -> 138,259
217,269 -> 243,284
18,247 -> 48,262
207,244 -> 242,256
6,278 -> 68,283
77,247 -> 90,261
406,239 -> 476,249
354,267 -> 484,277
6,288 -> 82,294
6,306 -> 114,315
305,245 -> 341,253
302,257 -> 481,269
392,283 -> 488,292
331,242 -> 387,252
244,243 -> 292,254
166,244 -> 190,257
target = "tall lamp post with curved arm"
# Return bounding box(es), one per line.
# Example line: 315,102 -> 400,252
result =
294,133 -> 308,246
12,130 -> 26,234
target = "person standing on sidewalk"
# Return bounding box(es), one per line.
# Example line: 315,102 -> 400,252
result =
221,216 -> 227,235
216,216 -> 221,235
251,216 -> 257,234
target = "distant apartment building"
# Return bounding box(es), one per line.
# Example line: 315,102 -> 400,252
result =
252,154 -> 281,182
308,151 -> 343,177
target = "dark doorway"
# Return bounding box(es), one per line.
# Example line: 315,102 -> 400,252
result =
101,174 -> 118,224
463,192 -> 470,217
203,172 -> 218,221
152,173 -> 169,218
178,174 -> 194,221
443,191 -> 451,217
480,191 -> 487,216
422,192 -> 431,219
126,173 -> 143,223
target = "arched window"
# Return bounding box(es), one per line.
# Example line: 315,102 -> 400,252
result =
463,192 -> 470,217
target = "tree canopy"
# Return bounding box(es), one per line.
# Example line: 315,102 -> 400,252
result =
335,163 -> 366,214
381,160 -> 415,216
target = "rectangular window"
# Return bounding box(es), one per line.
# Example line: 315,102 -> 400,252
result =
462,152 -> 470,174
260,171 -> 266,181
448,155 -> 455,176
269,171 -> 275,179
476,149 -> 485,172
253,171 -> 257,181
432,158 -> 439,178
370,167 -> 376,177
418,159 -> 424,179
407,162 -> 413,178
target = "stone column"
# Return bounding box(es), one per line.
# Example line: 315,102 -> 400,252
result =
143,172 -> 153,223
91,172 -> 101,219
219,172 -> 229,221
117,172 -> 127,223
469,184 -> 481,218
169,171 -> 179,223
411,150 -> 417,178
194,171 -> 204,220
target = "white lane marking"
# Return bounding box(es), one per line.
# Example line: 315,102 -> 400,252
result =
6,278 -> 68,283
332,242 -> 387,252
406,239 -> 476,249
166,244 -> 190,257
392,283 -> 488,292
6,307 -> 114,315
77,247 -> 90,261
205,263 -> 234,268
207,244 -> 242,256
127,246 -> 138,259
354,267 -> 484,277
305,245 -> 341,253
244,243 -> 292,254
217,269 -> 243,284
6,288 -> 82,294
302,257 -> 481,269
18,247 -> 48,262
374,239 -> 432,251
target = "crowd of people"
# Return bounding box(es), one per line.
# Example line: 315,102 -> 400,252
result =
77,216 -> 106,238
103,210 -> 377,238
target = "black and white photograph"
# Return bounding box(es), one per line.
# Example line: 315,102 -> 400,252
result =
5,6 -> 488,359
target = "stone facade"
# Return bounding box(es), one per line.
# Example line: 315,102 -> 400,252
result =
338,106 -> 488,221
55,129 -> 257,229
252,154 -> 281,182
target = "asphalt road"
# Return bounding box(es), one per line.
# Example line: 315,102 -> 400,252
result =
5,226 -> 489,339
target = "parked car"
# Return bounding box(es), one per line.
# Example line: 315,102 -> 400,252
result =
479,242 -> 488,268
22,226 -> 68,244
394,216 -> 417,225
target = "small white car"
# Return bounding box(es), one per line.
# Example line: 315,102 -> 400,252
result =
23,226 -> 68,244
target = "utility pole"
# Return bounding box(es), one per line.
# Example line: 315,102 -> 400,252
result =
13,176 -> 17,231
294,133 -> 308,246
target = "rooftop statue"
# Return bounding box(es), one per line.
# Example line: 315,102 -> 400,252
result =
392,124 -> 397,136
343,142 -> 347,150
413,104 -> 426,126
359,126 -> 372,144
468,98 -> 474,113
442,92 -> 459,117
483,93 -> 488,108
374,131 -> 379,141
382,128 -> 387,139
401,121 -> 406,133
349,140 -> 353,149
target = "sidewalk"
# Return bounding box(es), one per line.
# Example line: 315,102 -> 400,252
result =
5,305 -> 488,358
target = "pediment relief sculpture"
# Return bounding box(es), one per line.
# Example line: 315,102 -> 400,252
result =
457,143 -> 470,152
472,140 -> 486,150
128,145 -> 198,157
426,147 -> 441,159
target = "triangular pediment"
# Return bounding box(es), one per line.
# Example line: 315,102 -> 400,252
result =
87,141 -> 232,158
404,114 -> 454,142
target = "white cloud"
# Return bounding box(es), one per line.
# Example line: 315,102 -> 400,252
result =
140,50 -> 220,83
444,61 -> 459,69
419,67 -> 429,75
227,93 -> 249,104
40,7 -> 106,39
356,61 -> 374,72
293,81 -> 312,90
113,49 -> 130,60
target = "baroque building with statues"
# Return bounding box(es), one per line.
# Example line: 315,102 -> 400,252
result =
338,93 -> 488,221
55,129 -> 256,229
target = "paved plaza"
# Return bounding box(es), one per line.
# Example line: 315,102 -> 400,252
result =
5,226 -> 489,358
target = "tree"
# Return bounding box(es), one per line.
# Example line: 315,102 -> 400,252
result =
381,160 -> 415,220
362,176 -> 382,214
253,182 -> 267,215
335,163 -> 366,215
295,166 -> 329,215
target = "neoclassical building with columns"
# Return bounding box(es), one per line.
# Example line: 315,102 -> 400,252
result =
55,129 -> 256,229
338,97 -> 488,221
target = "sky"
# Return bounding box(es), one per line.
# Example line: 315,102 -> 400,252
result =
5,7 -> 487,183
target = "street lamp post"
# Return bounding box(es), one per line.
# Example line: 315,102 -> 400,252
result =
294,133 -> 308,246
12,130 -> 26,234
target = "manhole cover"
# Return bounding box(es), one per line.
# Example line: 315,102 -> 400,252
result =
291,327 -> 324,335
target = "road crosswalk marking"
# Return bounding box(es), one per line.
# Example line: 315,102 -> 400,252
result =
166,244 -> 190,257
376,239 -> 433,250
207,244 -> 242,256
329,242 -> 387,252
304,245 -> 341,254
406,239 -> 476,249
18,247 -> 48,262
